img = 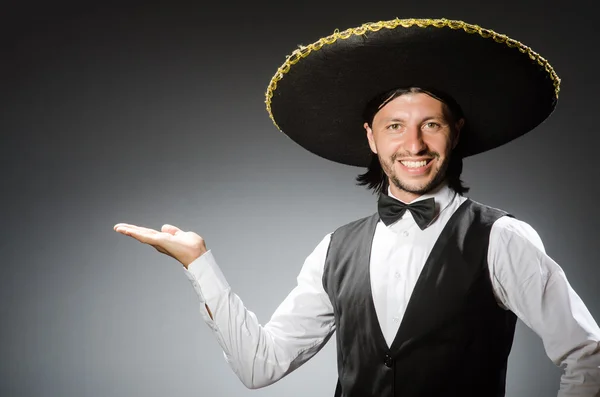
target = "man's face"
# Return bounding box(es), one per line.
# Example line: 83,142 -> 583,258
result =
364,92 -> 463,201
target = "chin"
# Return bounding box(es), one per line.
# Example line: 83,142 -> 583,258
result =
393,180 -> 430,194
392,174 -> 442,195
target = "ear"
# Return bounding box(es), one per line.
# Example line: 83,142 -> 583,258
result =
364,122 -> 378,154
452,118 -> 465,149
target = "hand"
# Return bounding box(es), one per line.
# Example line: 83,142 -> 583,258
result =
114,223 -> 207,269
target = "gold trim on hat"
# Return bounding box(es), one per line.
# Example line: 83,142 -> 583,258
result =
264,18 -> 561,131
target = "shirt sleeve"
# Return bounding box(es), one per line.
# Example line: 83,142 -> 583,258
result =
488,216 -> 600,397
181,234 -> 336,389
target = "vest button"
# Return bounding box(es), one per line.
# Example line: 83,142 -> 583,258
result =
384,354 -> 393,367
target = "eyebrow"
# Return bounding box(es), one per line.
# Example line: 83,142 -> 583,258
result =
379,114 -> 446,123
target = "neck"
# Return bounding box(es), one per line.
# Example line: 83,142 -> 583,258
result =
388,185 -> 422,203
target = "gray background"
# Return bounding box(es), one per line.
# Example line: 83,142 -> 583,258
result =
1,1 -> 599,396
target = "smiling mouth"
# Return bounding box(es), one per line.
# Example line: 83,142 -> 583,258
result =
399,159 -> 433,168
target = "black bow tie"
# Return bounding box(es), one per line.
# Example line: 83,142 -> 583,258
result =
377,194 -> 436,230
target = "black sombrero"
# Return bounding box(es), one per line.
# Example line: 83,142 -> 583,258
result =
265,18 -> 560,166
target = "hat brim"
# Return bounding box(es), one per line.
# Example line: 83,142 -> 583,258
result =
265,18 -> 560,166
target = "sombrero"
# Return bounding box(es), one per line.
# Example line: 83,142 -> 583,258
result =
265,18 -> 560,166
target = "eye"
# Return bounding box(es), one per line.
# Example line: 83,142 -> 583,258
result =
424,121 -> 441,129
387,123 -> 402,131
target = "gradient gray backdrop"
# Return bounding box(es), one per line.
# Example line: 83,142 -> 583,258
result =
2,1 -> 599,396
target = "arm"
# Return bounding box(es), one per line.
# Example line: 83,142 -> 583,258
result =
114,222 -> 336,388
488,217 -> 600,397
182,234 -> 336,389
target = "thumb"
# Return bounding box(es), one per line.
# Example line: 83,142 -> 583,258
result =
161,224 -> 182,235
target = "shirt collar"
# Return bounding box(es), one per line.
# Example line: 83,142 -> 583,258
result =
386,182 -> 457,225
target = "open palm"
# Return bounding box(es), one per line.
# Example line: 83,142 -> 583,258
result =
114,223 -> 206,268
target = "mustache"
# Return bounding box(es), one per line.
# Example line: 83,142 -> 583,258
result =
391,151 -> 440,161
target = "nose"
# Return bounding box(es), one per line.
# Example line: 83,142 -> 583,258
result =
402,125 -> 427,155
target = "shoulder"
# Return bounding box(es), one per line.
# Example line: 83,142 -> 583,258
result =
331,213 -> 379,237
490,215 -> 546,254
462,199 -> 511,223
462,199 -> 545,252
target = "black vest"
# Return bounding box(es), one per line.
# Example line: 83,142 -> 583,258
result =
322,199 -> 517,397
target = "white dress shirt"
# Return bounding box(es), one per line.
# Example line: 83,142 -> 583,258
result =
183,183 -> 600,396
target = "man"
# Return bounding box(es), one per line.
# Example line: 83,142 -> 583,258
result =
114,18 -> 600,396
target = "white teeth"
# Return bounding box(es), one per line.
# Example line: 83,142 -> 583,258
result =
401,160 -> 428,168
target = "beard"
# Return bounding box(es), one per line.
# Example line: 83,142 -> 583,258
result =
379,150 -> 451,196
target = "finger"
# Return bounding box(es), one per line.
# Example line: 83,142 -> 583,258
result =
115,223 -> 157,233
114,222 -> 138,230
161,224 -> 182,235
114,223 -> 160,235
115,226 -> 164,245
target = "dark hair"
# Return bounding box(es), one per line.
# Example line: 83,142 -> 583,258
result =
356,87 -> 470,195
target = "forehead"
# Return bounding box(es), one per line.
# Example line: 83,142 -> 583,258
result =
375,92 -> 447,119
